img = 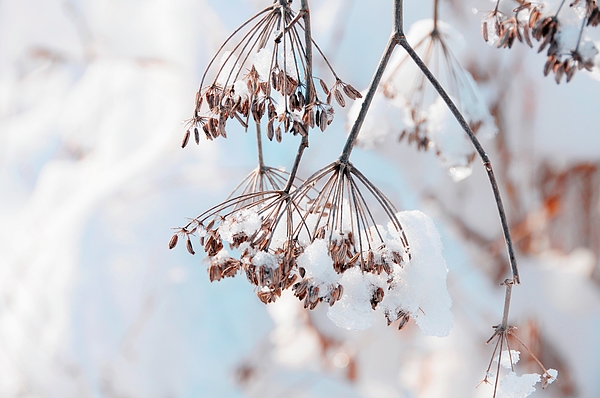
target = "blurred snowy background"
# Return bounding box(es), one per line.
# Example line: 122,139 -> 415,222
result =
1,0 -> 600,397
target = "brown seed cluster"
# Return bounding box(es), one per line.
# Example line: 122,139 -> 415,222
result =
385,308 -> 411,330
573,0 -> 600,26
544,48 -> 595,83
483,1 -> 599,84
482,3 -> 542,49
170,161 -> 412,327
182,1 -> 361,147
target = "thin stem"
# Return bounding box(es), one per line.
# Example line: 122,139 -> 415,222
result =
575,13 -> 587,53
339,36 -> 398,163
394,0 -> 404,36
283,136 -> 309,193
301,0 -> 314,103
500,279 -> 513,329
433,0 -> 439,33
555,0 -> 566,17
196,5 -> 275,105
339,0 -> 404,163
255,121 -> 265,170
282,0 -> 313,194
398,37 -> 520,284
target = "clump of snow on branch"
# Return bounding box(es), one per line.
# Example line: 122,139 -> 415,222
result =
494,368 -> 558,398
297,239 -> 340,293
327,210 -> 453,336
382,210 -> 453,336
497,372 -> 541,398
327,267 -> 383,330
494,350 -> 521,369
218,208 -> 261,244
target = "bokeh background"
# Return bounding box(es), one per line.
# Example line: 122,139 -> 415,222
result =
1,0 -> 600,396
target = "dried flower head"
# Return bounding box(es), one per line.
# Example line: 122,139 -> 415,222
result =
482,2 -> 543,49
170,189 -> 305,302
291,160 -> 410,275
483,0 -> 600,83
182,0 -> 361,147
169,157 -> 442,333
379,19 -> 496,180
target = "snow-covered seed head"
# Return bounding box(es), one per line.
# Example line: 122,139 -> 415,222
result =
375,19 -> 497,178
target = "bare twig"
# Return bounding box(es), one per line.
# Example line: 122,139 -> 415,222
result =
397,38 -> 520,284
282,0 -> 313,194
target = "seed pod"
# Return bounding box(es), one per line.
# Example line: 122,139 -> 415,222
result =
308,108 -> 315,128
208,118 -> 219,139
554,62 -> 565,84
218,117 -> 227,138
186,237 -> 195,255
566,61 -> 576,83
342,83 -> 361,100
283,274 -> 298,289
289,93 -> 298,111
202,124 -> 212,141
482,21 -> 489,42
194,127 -> 200,144
267,119 -> 275,141
543,56 -> 554,76
370,287 -> 385,310
181,130 -> 190,148
523,23 -> 533,47
334,88 -> 345,107
515,25 -> 523,43
319,109 -> 328,132
347,252 -> 360,268
271,70 -> 278,90
319,79 -> 330,95
391,250 -> 404,266
168,234 -> 179,249
398,314 -> 410,330
268,102 -> 276,120
297,91 -> 305,108
208,265 -> 219,282
293,280 -> 309,300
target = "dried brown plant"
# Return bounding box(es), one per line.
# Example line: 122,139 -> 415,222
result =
168,1 -> 568,396
182,0 -> 361,147
483,0 -> 600,83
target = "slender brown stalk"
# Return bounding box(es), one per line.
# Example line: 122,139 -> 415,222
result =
500,279 -> 513,330
339,0 -> 403,164
301,0 -> 314,103
393,0 -> 403,36
433,0 -> 439,32
397,38 -> 520,284
338,37 -> 397,164
283,136 -> 309,193
255,121 -> 265,170
282,0 -> 313,194
336,0 -> 520,286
